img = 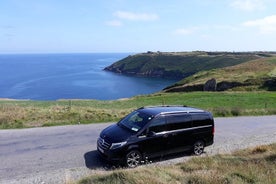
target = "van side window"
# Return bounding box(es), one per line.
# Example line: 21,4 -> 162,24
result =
192,113 -> 211,127
148,116 -> 166,133
167,114 -> 192,131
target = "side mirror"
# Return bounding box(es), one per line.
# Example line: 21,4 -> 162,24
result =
147,131 -> 156,137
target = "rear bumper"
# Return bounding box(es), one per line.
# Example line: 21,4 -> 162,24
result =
204,136 -> 214,147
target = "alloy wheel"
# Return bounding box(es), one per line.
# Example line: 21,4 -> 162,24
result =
193,141 -> 204,155
126,150 -> 141,168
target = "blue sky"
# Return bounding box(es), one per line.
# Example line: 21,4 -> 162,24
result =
1,0 -> 276,53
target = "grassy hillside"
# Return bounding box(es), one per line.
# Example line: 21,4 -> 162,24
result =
104,51 -> 267,79
1,92 -> 275,129
164,57 -> 276,92
2,52 -> 275,129
78,143 -> 276,184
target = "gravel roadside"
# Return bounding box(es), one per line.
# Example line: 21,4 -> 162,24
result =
1,116 -> 276,184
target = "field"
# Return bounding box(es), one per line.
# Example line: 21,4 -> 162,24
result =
165,57 -> 276,92
0,91 -> 275,129
78,143 -> 276,184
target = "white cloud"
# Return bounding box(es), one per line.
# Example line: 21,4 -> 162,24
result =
230,0 -> 265,11
243,15 -> 276,34
114,11 -> 159,21
106,20 -> 122,27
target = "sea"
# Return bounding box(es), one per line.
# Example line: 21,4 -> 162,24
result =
0,53 -> 178,100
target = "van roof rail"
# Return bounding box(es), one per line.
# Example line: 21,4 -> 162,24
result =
139,105 -> 187,109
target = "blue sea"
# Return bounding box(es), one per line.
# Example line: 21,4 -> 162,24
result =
0,53 -> 178,100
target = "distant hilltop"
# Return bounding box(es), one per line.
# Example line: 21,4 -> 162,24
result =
104,51 -> 276,79
104,51 -> 276,92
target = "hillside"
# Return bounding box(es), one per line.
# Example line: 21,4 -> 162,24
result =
164,57 -> 276,92
79,143 -> 276,184
104,51 -> 273,79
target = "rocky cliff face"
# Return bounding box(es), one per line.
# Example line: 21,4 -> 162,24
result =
105,66 -> 189,79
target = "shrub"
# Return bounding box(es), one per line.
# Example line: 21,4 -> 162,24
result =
251,145 -> 269,154
231,107 -> 242,116
213,107 -> 230,117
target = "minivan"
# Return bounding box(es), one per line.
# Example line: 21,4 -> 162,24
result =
97,106 -> 214,167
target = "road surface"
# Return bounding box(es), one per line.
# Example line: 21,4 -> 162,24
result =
0,116 -> 276,183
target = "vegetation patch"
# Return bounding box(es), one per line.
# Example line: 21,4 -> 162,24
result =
78,143 -> 276,184
251,145 -> 271,154
0,92 -> 275,128
164,57 -> 276,92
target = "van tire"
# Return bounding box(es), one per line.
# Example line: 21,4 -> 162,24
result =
193,140 -> 205,155
125,150 -> 142,168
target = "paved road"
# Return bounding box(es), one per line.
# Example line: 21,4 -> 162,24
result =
0,116 -> 276,183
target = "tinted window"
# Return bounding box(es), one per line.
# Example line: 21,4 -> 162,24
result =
192,113 -> 211,127
167,113 -> 192,131
148,115 -> 167,133
118,111 -> 153,132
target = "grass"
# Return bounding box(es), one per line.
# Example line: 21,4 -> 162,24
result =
166,57 -> 276,92
105,51 -> 263,79
0,91 -> 275,129
78,143 -> 276,184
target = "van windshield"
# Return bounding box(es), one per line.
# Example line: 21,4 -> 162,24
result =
118,111 -> 153,132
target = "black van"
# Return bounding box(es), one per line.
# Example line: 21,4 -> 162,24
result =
97,106 -> 214,167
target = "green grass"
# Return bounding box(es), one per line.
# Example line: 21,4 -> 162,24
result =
269,68 -> 276,77
165,57 -> 276,92
78,143 -> 276,184
105,51 -> 264,79
0,91 -> 275,129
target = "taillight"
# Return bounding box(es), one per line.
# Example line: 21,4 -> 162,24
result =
212,126 -> 215,135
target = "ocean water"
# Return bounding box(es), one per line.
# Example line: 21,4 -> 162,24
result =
0,53 -> 178,100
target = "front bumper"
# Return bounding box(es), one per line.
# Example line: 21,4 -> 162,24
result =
97,143 -> 126,164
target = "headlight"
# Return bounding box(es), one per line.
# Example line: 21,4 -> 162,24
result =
110,141 -> 127,149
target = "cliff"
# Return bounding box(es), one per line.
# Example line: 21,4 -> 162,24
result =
104,51 -> 266,79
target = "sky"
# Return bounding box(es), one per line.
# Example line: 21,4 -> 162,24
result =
1,0 -> 276,53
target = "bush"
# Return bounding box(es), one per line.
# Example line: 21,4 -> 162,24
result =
251,145 -> 269,154
231,107 -> 242,116
213,107 -> 230,117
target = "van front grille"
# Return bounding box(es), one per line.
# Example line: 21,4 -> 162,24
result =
98,137 -> 111,150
